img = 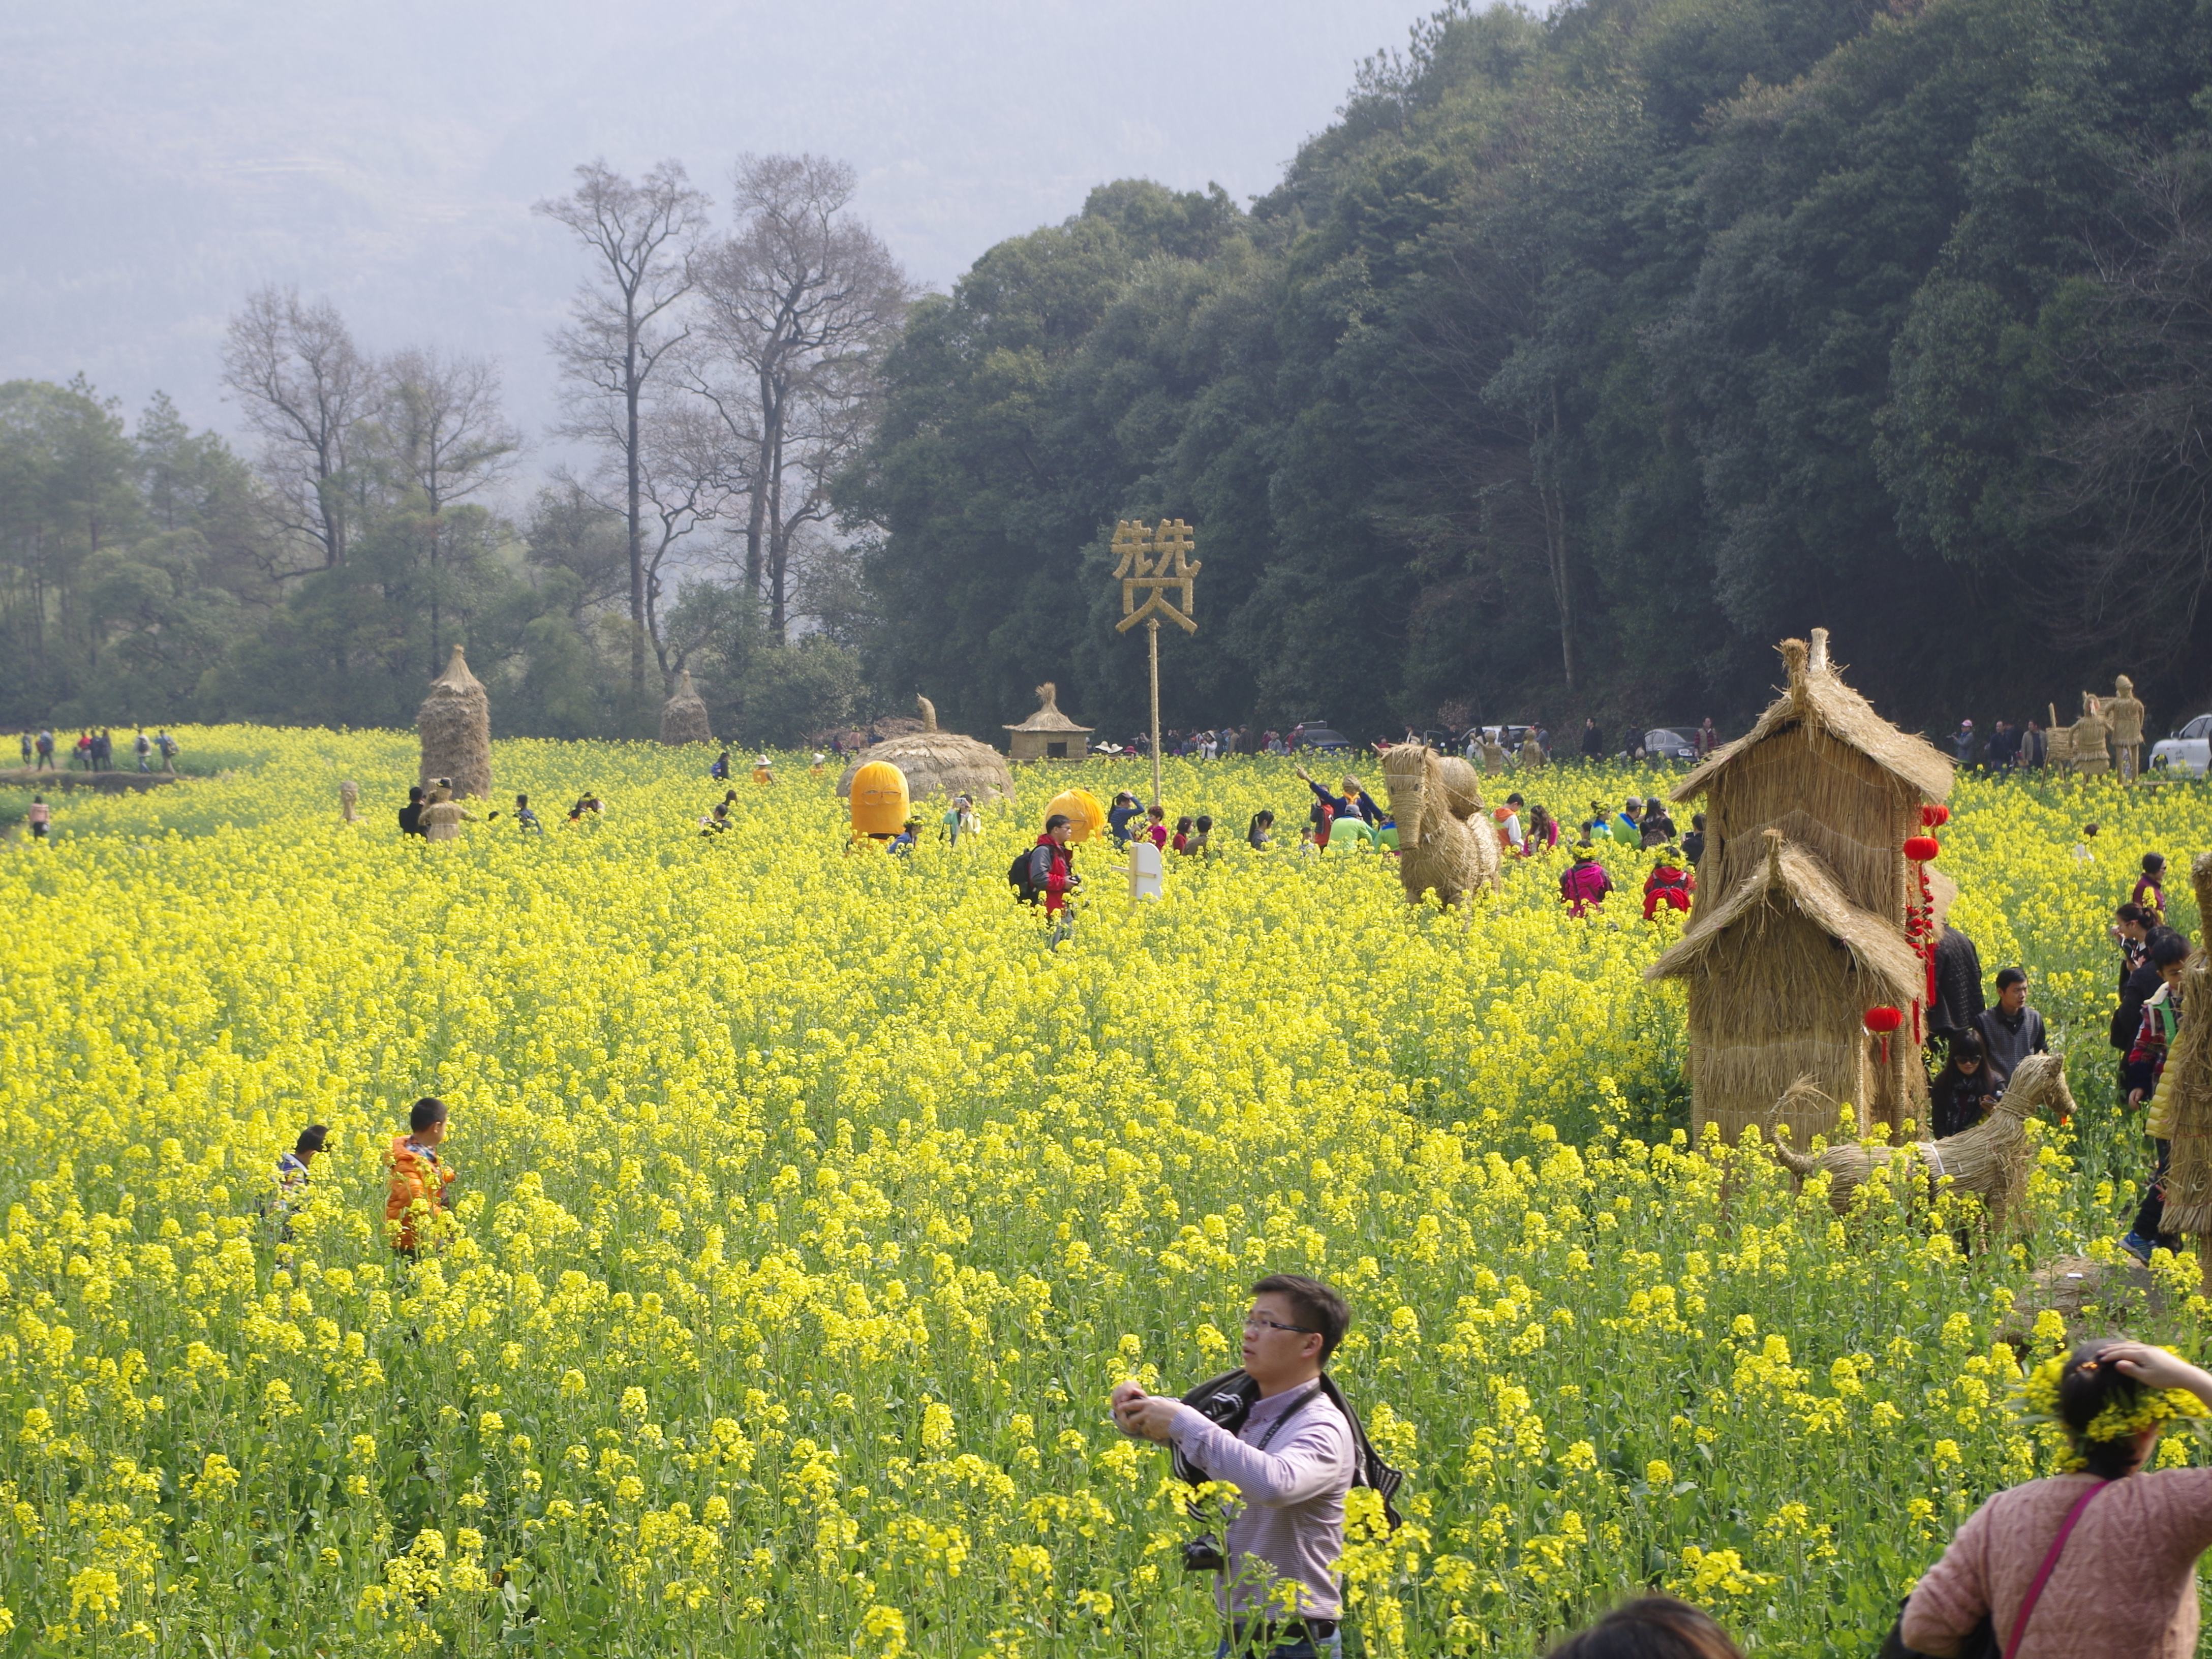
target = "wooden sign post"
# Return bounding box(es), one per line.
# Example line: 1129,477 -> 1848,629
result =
1111,517 -> 1200,810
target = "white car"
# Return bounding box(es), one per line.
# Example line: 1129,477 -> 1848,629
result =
2150,715 -> 2212,777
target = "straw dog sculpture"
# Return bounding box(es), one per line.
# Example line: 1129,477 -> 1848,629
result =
1766,1051 -> 2073,1236
1382,744 -> 1501,908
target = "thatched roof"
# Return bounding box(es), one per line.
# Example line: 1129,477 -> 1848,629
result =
1645,828 -> 1923,1000
1004,682 -> 1092,735
840,694 -> 1015,802
1674,628 -> 1952,806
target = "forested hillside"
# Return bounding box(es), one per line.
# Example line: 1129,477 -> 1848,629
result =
847,0 -> 2212,741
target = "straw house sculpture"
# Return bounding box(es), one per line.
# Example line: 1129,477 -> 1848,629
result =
1766,1051 -> 2071,1236
2153,854 -> 2212,1287
1004,683 -> 1093,762
659,669 -> 712,745
1647,629 -> 1953,1141
1381,744 -> 1501,908
838,696 -> 1015,803
418,644 -> 491,798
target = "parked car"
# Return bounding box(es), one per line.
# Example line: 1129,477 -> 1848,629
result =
1643,727 -> 1698,762
2150,714 -> 2212,777
1291,722 -> 1354,753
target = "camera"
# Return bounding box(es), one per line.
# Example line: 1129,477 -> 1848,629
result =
1180,1533 -> 1226,1573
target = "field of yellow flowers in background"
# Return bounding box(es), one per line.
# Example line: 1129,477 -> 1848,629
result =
3,728 -> 2210,1657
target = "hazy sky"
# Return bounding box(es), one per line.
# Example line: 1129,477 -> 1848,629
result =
3,0 -> 1429,464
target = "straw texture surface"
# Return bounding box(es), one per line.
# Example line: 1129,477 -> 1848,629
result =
417,646 -> 491,798
659,669 -> 712,745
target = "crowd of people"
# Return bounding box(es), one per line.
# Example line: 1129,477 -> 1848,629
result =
15,726 -> 178,772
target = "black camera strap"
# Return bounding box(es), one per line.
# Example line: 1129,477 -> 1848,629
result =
1250,1383 -> 1324,1452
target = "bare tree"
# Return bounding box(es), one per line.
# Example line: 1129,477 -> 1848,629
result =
222,286 -> 368,569
634,397 -> 732,681
688,153 -> 909,641
536,160 -> 710,701
382,348 -> 522,665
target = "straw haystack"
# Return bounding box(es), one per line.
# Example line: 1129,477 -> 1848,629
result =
838,696 -> 1015,803
1004,682 -> 1092,762
1435,753 -> 1487,820
1382,745 -> 1501,907
2153,856 -> 2212,1285
418,645 -> 491,798
1768,1052 -> 2070,1236
1650,633 -> 1952,1142
660,669 -> 712,745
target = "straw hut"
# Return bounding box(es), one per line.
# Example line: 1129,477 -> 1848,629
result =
1647,629 -> 1953,1141
418,644 -> 491,798
837,696 -> 1014,803
659,669 -> 712,745
1004,682 -> 1092,761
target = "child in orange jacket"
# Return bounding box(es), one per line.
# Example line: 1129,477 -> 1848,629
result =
385,1097 -> 455,1255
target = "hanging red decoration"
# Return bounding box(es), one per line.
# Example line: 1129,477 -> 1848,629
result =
1865,1004 -> 1903,1065
1903,835 -> 1941,862
1921,804 -> 1950,829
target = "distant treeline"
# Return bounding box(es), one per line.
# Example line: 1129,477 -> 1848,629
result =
846,0 -> 2212,743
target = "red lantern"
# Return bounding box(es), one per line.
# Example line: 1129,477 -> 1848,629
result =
1921,804 -> 1950,828
1903,835 -> 1941,863
1864,1004 -> 1903,1065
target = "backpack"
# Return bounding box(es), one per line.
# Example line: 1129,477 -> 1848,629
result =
1008,846 -> 1040,903
1170,1367 -> 1404,1530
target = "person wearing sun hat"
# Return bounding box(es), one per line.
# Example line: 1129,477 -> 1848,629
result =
1901,1340 -> 2212,1657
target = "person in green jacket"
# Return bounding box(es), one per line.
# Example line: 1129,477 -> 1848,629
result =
1611,798 -> 1645,847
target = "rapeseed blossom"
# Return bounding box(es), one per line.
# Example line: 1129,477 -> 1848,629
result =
0,730 -> 2206,1653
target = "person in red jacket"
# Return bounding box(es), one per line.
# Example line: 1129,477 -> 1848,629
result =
1028,814 -> 1076,919
1643,848 -> 1693,920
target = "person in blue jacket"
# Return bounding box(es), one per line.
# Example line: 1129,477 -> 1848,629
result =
1108,790 -> 1143,847
1296,766 -> 1382,826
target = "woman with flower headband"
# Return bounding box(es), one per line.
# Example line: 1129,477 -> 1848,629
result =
1900,1339 -> 2212,1656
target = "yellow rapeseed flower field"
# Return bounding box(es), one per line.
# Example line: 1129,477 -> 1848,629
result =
3,729 -> 2210,1656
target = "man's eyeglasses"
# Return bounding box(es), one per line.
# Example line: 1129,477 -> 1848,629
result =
1243,1314 -> 1318,1336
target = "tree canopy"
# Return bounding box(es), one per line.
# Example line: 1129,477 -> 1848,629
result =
845,0 -> 2212,740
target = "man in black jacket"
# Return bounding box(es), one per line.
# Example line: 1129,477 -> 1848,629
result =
2114,932 -> 2191,1059
1928,922 -> 1986,1053
1975,968 -> 2048,1096
397,785 -> 425,837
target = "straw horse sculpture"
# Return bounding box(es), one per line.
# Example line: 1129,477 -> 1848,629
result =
1765,1051 -> 2074,1238
1381,744 -> 1501,908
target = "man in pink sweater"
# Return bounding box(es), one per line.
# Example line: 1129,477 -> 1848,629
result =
1111,1276 -> 1356,1657
1903,1340 -> 2212,1657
